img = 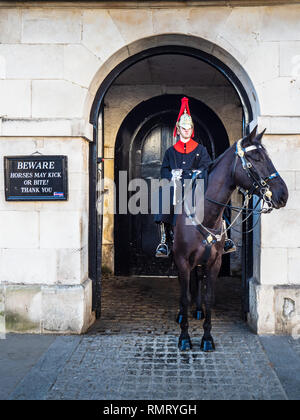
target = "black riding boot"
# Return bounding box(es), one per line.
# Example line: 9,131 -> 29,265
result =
224,239 -> 237,254
155,223 -> 172,258
222,220 -> 237,254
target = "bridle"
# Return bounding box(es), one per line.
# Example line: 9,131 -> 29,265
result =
231,138 -> 279,214
184,138 -> 280,243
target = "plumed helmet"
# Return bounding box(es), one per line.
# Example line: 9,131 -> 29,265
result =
174,97 -> 194,138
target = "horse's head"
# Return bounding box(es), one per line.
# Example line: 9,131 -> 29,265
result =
233,126 -> 288,210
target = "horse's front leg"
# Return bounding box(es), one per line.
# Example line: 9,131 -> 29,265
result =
200,259 -> 221,352
177,260 -> 192,351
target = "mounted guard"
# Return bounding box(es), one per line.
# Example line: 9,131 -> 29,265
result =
154,96 -> 236,257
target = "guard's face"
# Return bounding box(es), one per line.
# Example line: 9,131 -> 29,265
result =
178,126 -> 193,140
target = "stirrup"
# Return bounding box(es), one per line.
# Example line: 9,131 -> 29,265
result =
155,243 -> 170,258
223,239 -> 237,254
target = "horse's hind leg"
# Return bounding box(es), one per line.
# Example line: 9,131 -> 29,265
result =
193,266 -> 205,320
177,262 -> 192,351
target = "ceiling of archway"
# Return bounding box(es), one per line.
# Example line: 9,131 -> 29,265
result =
114,54 -> 231,86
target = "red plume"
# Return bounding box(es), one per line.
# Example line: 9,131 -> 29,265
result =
173,97 -> 194,138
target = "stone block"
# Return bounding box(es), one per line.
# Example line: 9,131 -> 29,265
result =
0,9 -> 21,43
187,7 -> 232,42
56,247 -> 88,285
41,279 -> 93,333
39,211 -> 83,249
258,116 -> 300,135
0,45 -> 64,79
74,172 -> 89,197
261,209 -> 300,248
257,77 -> 300,116
82,10 -> 125,62
0,54 -> 5,79
22,9 -> 81,44
0,285 -> 5,338
103,213 -> 114,245
0,249 -> 57,285
0,211 -> 39,249
216,6 -> 264,64
64,45 -> 102,88
38,137 -> 89,174
109,9 -> 153,44
288,248 -> 300,285
262,135 -> 300,172
279,41 -> 300,77
68,171 -> 89,192
38,190 -> 88,213
261,5 -> 300,42
0,138 -> 41,170
279,171 -> 295,191
244,42 -> 279,86
274,286 -> 300,335
152,9 -> 190,35
101,243 -> 114,273
0,189 -> 39,212
104,147 -> 114,160
284,189 -> 300,210
248,279 -> 276,334
1,118 -> 93,140
260,247 -> 288,285
5,285 -> 42,333
0,80 -> 31,118
296,172 -> 300,190
0,138 -> 88,214
32,80 -> 87,118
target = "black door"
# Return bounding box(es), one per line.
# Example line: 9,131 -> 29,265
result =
114,95 -> 230,276
131,117 -> 176,275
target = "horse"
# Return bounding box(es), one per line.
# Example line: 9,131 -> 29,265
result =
172,126 -> 289,351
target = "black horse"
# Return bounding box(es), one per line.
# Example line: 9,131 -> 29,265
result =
172,126 -> 288,351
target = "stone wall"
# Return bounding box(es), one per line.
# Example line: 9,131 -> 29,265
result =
248,134 -> 300,335
0,2 -> 299,334
0,136 -> 94,333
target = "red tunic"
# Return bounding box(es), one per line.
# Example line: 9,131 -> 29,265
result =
173,138 -> 199,154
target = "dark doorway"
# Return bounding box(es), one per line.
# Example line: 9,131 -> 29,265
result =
89,43 -> 257,319
114,94 -> 230,276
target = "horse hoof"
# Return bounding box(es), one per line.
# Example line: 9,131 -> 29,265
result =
193,310 -> 204,320
179,338 -> 192,351
200,338 -> 215,352
176,313 -> 183,324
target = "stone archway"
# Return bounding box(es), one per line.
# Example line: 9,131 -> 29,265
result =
87,34 -> 260,126
88,35 -> 260,320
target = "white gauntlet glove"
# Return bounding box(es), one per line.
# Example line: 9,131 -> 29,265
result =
171,169 -> 183,181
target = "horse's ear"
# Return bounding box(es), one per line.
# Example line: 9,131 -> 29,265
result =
255,128 -> 266,142
242,124 -> 257,146
249,125 -> 258,142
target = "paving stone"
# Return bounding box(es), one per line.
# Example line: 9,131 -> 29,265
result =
6,276 -> 291,400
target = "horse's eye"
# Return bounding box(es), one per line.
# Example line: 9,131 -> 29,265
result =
249,151 -> 261,162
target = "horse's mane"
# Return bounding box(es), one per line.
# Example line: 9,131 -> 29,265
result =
207,144 -> 234,174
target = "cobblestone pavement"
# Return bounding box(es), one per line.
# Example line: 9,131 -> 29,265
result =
88,275 -> 243,336
9,276 -> 292,400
